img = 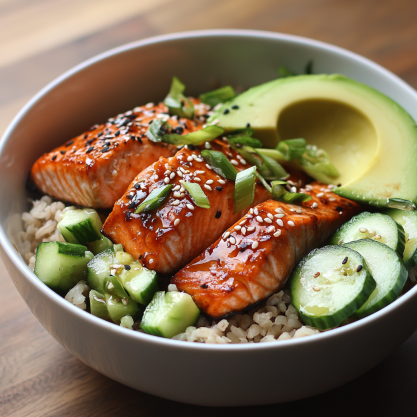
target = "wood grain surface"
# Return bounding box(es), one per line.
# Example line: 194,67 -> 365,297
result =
1,0 -> 417,415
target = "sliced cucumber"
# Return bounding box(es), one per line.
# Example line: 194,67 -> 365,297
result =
58,208 -> 102,244
329,212 -> 405,257
89,289 -> 110,321
383,208 -> 417,270
289,245 -> 376,330
86,248 -> 115,293
34,241 -> 93,294
89,236 -> 113,255
343,240 -> 407,319
141,291 -> 200,338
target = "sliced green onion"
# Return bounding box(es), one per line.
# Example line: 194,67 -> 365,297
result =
228,136 -> 263,148
135,185 -> 173,214
201,150 -> 238,181
279,192 -> 312,204
199,86 -> 236,107
299,145 -> 339,183
234,166 -> 256,214
235,146 -> 263,168
146,120 -> 171,143
255,172 -> 271,194
226,128 -> 255,139
162,126 -> 224,146
278,66 -> 295,78
182,182 -> 210,209
257,152 -> 288,180
276,138 -> 306,161
164,77 -> 194,119
271,181 -> 287,200
105,276 -> 129,299
254,148 -> 286,162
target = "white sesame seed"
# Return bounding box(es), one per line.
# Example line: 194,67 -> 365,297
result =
276,219 -> 284,227
234,225 -> 241,231
187,156 -> 193,162
172,185 -> 180,191
122,298 -> 128,306
230,159 -> 239,166
229,237 -> 236,245
180,186 -> 185,192
153,175 -> 159,180
196,170 -> 205,175
256,216 -> 263,223
177,170 -> 183,177
240,159 -> 247,165
264,218 -> 273,224
275,208 -> 284,214
204,184 -> 212,191
172,200 -> 180,206
296,210 -> 302,214
288,221 -> 295,227
241,227 -> 247,235
205,142 -> 211,149
218,179 -> 226,185
170,172 -> 176,179
313,286 -> 320,292
239,219 -> 247,225
173,192 -> 182,198
249,208 -> 254,214
164,170 -> 171,175
206,164 -> 212,170
266,226 -> 275,233
329,197 -> 337,201
275,214 -> 285,218
223,231 -> 231,239
375,234 -> 382,239
179,167 -> 186,173
191,154 -> 198,160
174,219 -> 180,226
290,209 -> 295,212
164,177 -> 170,184
247,227 -> 255,232
306,184 -> 313,190
267,213 -> 274,220
196,157 -> 204,162
312,202 -> 318,208
206,179 -> 214,184
254,208 -> 259,215
317,193 -> 324,197
359,227 -> 368,233
252,242 -> 259,249
186,204 -> 194,210
179,193 -> 185,198
194,177 -> 201,182
273,230 -> 282,237
291,186 -> 297,193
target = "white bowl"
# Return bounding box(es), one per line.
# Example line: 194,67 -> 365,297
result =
1,30 -> 417,407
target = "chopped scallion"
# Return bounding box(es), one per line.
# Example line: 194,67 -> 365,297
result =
199,86 -> 236,107
135,185 -> 172,214
162,126 -> 224,146
146,120 -> 171,143
201,150 -> 238,180
234,166 -> 256,214
253,148 -> 286,162
271,181 -> 287,200
276,138 -> 306,161
257,152 -> 288,180
279,192 -> 312,204
182,182 -> 210,209
255,172 -> 271,194
299,145 -> 339,184
164,77 -> 194,119
226,128 -> 263,148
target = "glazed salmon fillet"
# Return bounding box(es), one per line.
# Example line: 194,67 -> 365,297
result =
172,183 -> 362,319
30,101 -> 208,209
102,140 -> 276,275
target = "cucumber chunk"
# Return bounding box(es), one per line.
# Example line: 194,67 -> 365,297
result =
344,240 -> 407,319
89,236 -> 113,255
329,212 -> 405,257
34,241 -> 93,294
289,245 -> 376,330
89,289 -> 110,321
86,248 -> 115,293
141,291 -> 200,338
383,208 -> 417,269
58,208 -> 102,244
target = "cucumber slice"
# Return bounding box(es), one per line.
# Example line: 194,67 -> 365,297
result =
88,236 -> 113,255
344,240 -> 407,319
289,245 -> 376,330
103,276 -> 142,324
329,212 -> 405,257
383,208 -> 417,269
58,208 -> 102,245
141,291 -> 200,338
34,241 -> 93,294
86,248 -> 114,293
89,289 -> 110,321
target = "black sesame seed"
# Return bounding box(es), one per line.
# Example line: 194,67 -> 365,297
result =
134,183 -> 141,189
114,130 -> 120,137
130,135 -> 135,141
223,109 -> 230,115
137,136 -> 143,144
356,265 -> 363,272
148,120 -> 153,125
104,142 -> 111,147
215,211 -> 222,219
86,139 -> 94,145
246,123 -> 251,128
65,141 -> 74,147
200,284 -> 208,289
84,134 -> 88,139
342,256 -> 348,265
86,146 -> 94,153
97,132 -> 103,137
172,126 -> 184,135
231,105 -> 239,110
102,146 -> 110,153
139,255 -> 143,260
215,186 -> 223,191
51,155 -> 57,161
128,202 -> 136,209
188,144 -> 197,150
125,212 -> 131,220
60,150 -> 66,155
336,206 -> 343,211
127,194 -> 133,200
124,264 -> 131,270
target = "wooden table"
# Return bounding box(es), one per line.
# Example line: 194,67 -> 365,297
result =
1,0 -> 417,415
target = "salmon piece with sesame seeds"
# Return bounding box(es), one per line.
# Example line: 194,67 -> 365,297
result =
102,139 -> 275,275
30,101 -> 207,209
172,183 -> 362,319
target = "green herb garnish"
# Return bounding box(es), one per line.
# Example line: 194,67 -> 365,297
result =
135,185 -> 173,214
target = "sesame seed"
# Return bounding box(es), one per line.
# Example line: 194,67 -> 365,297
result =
359,227 -> 368,233
251,242 -> 259,249
247,227 -> 255,232
306,184 -> 313,190
86,146 -> 94,153
314,272 -> 320,278
288,221 -> 295,227
218,179 -> 226,185
375,234 -> 382,239
329,197 -> 337,202
264,218 -> 272,224
239,158 -> 247,165
194,177 -> 201,182
342,257 -> 348,265
187,156 -> 193,162
177,170 -> 183,177
122,298 -> 128,306
239,219 -> 247,225
290,209 -> 295,212
230,159 -> 238,166
249,208 -> 254,214
215,211 -> 222,219
170,172 -> 176,179
173,192 -> 181,198
235,225 -> 241,231
174,219 -> 180,226
273,230 -> 282,237
275,208 -> 284,214
179,185 -> 185,192
275,214 -> 285,218
276,219 -> 284,227
296,210 -> 302,214
291,186 -> 297,193
172,200 -> 180,206
164,177 -> 170,184
241,227 -> 247,235
254,208 -> 259,215
256,216 -> 263,223
266,226 -> 275,233
196,170 -> 205,175
317,193 -> 324,197
356,265 -> 363,272
51,155 -> 57,160
206,179 -> 214,184
196,157 -> 204,162
172,185 -> 180,191
312,202 -> 318,208
229,237 -> 236,245
223,231 -> 231,239
313,286 -> 320,292
215,186 -> 224,192
204,184 -> 212,191
368,230 -> 376,237
206,164 -> 212,170
186,204 -> 194,210
266,213 -> 273,220
164,170 -> 171,175
205,142 -> 211,149
179,167 -> 187,173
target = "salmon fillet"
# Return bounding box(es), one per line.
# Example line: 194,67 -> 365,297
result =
172,183 -> 362,319
30,101 -> 207,209
102,139 -> 277,275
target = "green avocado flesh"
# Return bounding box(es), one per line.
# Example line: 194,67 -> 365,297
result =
208,74 -> 417,207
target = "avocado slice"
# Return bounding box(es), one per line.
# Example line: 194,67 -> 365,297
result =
208,74 -> 417,208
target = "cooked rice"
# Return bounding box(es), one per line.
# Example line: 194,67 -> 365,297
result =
21,196 -> 417,344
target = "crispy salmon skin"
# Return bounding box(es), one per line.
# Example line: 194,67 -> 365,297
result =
172,183 -> 362,319
102,140 -> 273,275
30,101 -> 208,209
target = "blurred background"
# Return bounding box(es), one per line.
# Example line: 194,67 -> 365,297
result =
2,1 -> 417,416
